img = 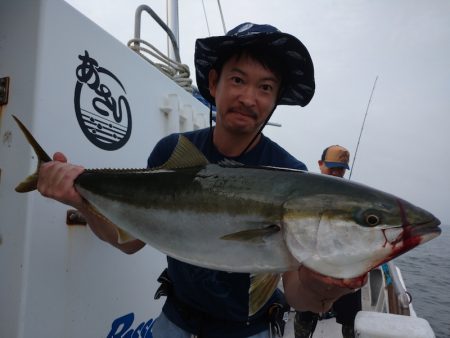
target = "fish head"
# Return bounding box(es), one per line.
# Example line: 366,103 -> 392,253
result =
282,178 -> 441,279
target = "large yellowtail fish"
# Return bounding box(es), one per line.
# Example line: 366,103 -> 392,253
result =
13,116 -> 441,316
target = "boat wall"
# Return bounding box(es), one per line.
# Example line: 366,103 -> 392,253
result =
0,1 -> 208,337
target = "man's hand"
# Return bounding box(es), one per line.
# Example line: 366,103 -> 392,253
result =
37,152 -> 145,253
37,152 -> 85,209
283,265 -> 367,313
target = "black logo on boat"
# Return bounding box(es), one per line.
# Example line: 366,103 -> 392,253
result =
74,51 -> 131,151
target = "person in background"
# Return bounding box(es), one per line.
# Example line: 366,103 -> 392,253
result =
318,145 -> 350,178
36,23 -> 366,338
294,145 -> 362,338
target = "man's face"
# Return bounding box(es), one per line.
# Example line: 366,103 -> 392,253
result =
208,54 -> 281,136
318,160 -> 346,178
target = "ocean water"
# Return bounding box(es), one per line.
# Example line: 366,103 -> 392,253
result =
394,225 -> 450,338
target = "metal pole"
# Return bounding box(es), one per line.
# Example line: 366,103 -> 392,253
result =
166,0 -> 179,61
133,4 -> 181,62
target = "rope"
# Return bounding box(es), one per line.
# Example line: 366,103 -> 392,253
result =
127,38 -> 193,93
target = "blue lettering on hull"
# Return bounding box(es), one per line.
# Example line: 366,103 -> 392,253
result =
107,313 -> 154,338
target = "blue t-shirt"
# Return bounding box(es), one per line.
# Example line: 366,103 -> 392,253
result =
147,128 -> 307,338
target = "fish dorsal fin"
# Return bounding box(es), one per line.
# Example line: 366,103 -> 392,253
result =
249,273 -> 281,316
218,158 -> 244,167
158,135 -> 209,169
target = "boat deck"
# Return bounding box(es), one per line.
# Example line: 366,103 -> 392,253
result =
284,311 -> 343,338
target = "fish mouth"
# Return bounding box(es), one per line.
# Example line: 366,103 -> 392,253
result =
375,216 -> 441,270
397,198 -> 441,239
407,217 -> 441,239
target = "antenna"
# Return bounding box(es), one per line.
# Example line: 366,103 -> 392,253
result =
201,0 -> 227,36
217,0 -> 227,34
201,0 -> 211,36
349,76 -> 378,180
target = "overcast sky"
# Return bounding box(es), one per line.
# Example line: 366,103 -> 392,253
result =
64,0 -> 450,227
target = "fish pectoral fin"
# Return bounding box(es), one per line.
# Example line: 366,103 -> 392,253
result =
158,135 -> 209,169
83,201 -> 137,244
220,224 -> 281,243
116,227 -> 137,244
249,273 -> 281,316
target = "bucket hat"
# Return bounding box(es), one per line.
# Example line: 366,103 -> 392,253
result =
194,22 -> 315,107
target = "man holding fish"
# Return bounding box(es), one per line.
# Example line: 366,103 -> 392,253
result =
34,23 -> 385,337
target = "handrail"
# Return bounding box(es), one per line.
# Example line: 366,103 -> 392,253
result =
385,261 -> 411,315
133,4 -> 181,62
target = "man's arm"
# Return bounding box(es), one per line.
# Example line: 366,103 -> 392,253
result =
283,266 -> 367,313
38,152 -> 145,254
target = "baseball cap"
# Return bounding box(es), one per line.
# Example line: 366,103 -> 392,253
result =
321,145 -> 350,169
194,22 -> 315,107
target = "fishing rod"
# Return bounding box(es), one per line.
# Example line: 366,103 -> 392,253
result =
349,75 -> 378,180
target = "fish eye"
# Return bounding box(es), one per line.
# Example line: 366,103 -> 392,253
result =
354,209 -> 383,227
366,214 -> 380,226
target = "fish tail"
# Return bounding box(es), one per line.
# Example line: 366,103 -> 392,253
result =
13,115 -> 52,193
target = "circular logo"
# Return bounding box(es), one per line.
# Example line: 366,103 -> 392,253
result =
74,51 -> 132,151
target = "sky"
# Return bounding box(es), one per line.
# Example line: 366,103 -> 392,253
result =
64,0 -> 450,228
